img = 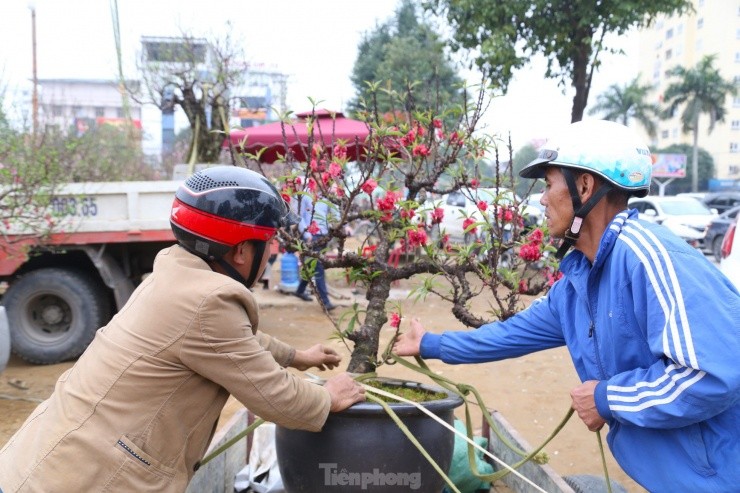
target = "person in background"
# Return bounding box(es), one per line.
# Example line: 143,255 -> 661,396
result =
0,166 -> 364,492
292,191 -> 337,311
394,120 -> 740,493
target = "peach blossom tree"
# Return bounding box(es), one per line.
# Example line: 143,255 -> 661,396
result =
255,87 -> 560,373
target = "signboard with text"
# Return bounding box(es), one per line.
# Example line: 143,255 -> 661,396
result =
651,153 -> 687,178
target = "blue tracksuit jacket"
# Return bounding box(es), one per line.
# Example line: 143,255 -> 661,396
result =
421,209 -> 740,493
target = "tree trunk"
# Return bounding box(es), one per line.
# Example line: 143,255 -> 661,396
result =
570,37 -> 593,123
692,115 -> 700,193
346,275 -> 391,374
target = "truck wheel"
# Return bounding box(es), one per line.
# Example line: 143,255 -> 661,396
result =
3,268 -> 110,364
712,235 -> 724,263
563,474 -> 627,493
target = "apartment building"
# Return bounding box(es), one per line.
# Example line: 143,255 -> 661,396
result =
637,0 -> 740,184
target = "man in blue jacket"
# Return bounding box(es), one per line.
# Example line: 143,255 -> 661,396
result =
394,120 -> 740,493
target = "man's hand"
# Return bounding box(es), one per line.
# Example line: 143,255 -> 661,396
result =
571,380 -> 606,432
324,373 -> 365,412
392,317 -> 426,357
292,344 -> 341,371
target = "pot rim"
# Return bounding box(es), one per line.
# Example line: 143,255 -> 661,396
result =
340,377 -> 464,416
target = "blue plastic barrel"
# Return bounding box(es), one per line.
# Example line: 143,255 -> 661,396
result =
279,252 -> 300,293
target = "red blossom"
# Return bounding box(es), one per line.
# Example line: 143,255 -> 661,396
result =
281,193 -> 291,203
307,178 -> 318,193
407,226 -> 428,247
412,144 -> 430,157
477,200 -> 488,212
469,178 -> 480,189
529,228 -> 544,244
380,212 -> 393,222
518,279 -> 529,294
361,179 -> 377,195
546,269 -> 564,286
518,242 -> 542,262
377,191 -> 399,212
430,208 -> 444,224
432,119 -> 442,128
389,312 -> 401,328
307,221 -> 320,235
400,208 -> 416,220
462,217 -> 477,234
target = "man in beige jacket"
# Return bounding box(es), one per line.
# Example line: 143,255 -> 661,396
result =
0,166 -> 365,492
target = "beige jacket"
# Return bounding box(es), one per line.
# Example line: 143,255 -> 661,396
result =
0,245 -> 330,492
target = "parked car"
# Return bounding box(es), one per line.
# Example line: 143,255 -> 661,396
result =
719,215 -> 740,291
430,187 -> 543,243
628,196 -> 717,248
705,205 -> 740,262
0,306 -> 9,374
702,191 -> 740,215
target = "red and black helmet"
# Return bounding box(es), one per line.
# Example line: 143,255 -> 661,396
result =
170,166 -> 298,260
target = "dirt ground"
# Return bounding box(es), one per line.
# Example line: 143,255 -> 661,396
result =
0,272 -> 645,493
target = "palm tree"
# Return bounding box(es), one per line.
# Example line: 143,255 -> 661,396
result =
663,55 -> 737,192
588,77 -> 660,138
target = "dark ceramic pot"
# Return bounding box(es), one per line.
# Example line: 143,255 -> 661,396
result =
275,379 -> 464,492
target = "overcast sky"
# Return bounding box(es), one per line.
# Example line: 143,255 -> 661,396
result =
1,0 -> 639,152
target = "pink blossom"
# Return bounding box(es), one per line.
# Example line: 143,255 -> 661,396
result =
469,178 -> 480,189
328,161 -> 342,177
432,119 -> 442,129
310,158 -> 319,171
361,179 -> 377,195
477,200 -> 488,212
546,269 -> 564,286
400,208 -> 416,220
462,217 -> 477,235
307,178 -> 318,193
333,144 -> 348,160
389,312 -> 401,328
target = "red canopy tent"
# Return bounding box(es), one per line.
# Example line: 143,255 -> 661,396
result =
226,109 -> 371,163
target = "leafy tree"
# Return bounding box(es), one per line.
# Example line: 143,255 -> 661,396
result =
423,0 -> 692,122
133,29 -> 245,164
651,143 -> 714,195
349,0 -> 463,115
588,77 -> 660,138
663,55 -> 737,192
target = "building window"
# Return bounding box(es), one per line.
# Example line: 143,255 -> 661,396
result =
732,120 -> 740,130
734,97 -> 740,107
677,23 -> 683,35
116,107 -> 124,118
666,28 -> 673,39
730,143 -> 739,153
666,49 -> 672,60
95,107 -> 105,117
698,0 -> 704,6
730,165 -> 740,175
697,18 -> 703,29
736,53 -> 740,64
672,128 -> 679,138
51,105 -> 62,117
661,130 -> 669,139
737,28 -> 740,39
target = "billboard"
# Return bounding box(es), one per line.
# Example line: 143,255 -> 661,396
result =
651,153 -> 687,178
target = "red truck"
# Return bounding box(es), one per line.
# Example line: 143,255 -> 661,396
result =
0,180 -> 180,364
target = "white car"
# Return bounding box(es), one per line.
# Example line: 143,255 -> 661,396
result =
0,306 -> 9,374
719,216 -> 740,291
429,187 -> 543,243
628,196 -> 717,249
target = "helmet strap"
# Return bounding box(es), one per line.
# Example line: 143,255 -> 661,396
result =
215,241 -> 267,290
556,168 -> 612,259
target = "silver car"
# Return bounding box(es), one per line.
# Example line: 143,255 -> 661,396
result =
628,196 -> 717,248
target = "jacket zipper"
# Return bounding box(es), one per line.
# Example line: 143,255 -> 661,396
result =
586,300 -> 607,380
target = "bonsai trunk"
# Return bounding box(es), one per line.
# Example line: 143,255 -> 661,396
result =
346,274 -> 392,374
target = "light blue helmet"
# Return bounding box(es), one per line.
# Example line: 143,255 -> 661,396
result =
520,120 -> 653,197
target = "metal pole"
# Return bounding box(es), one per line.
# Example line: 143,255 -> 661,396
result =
31,6 -> 39,137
